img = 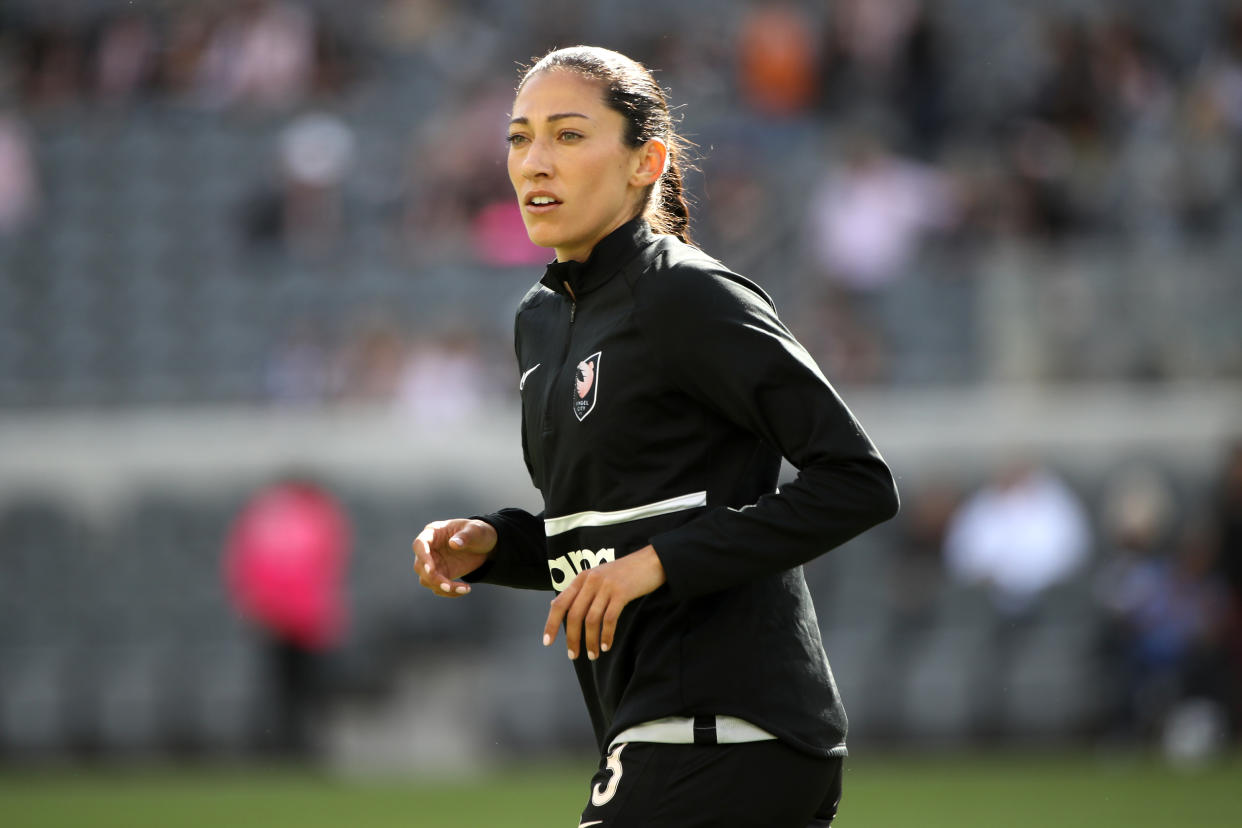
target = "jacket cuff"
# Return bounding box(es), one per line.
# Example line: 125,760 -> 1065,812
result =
648,526 -> 706,601
465,511 -> 551,591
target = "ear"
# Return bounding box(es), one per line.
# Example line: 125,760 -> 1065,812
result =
630,138 -> 668,188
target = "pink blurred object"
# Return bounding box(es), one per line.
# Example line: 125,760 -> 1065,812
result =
224,480 -> 350,651
473,200 -> 548,266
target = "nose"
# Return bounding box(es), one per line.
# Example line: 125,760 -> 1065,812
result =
520,137 -> 552,180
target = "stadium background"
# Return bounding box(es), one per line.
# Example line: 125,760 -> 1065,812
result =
1,0 -> 1240,825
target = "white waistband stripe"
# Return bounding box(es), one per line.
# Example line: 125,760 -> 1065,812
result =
543,491 -> 708,537
609,716 -> 776,751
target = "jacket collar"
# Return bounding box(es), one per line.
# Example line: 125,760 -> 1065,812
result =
539,216 -> 654,299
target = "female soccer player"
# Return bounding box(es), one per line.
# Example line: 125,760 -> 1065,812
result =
412,46 -> 898,827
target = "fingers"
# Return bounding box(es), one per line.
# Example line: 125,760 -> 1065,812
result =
543,569 -> 621,661
543,575 -> 578,652
412,523 -> 471,598
543,548 -> 665,659
412,527 -> 435,581
447,519 -> 497,555
564,580 -> 593,660
581,588 -> 610,661
599,601 -> 622,654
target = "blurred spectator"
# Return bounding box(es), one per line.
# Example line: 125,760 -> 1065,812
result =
821,0 -> 948,155
889,477 -> 958,628
801,130 -> 958,382
159,6 -> 220,100
1097,519 -> 1231,746
334,317 -> 408,403
369,0 -> 502,86
693,142 -> 770,276
265,321 -> 335,404
1094,462 -> 1178,739
276,111 -> 355,254
243,112 -> 356,257
396,329 -> 491,423
16,22 -> 82,109
0,111 -> 39,235
93,12 -> 158,105
793,298 -> 889,386
945,458 -> 1093,740
944,459 -> 1091,617
736,1 -> 819,117
806,131 -> 958,293
822,0 -> 922,105
1097,463 -> 1177,577
1031,18 -> 1106,140
1090,17 -> 1174,131
890,2 -> 949,157
828,0 -> 921,75
196,1 -> 317,111
1204,6 -> 1242,133
1174,63 -> 1242,237
368,0 -> 453,54
401,81 -> 512,265
224,477 -> 351,756
998,118 -> 1089,239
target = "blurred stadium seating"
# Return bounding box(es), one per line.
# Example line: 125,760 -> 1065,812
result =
1,0 -> 1240,766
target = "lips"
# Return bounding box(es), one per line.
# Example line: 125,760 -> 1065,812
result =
524,190 -> 562,213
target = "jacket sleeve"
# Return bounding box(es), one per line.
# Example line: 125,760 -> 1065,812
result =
463,507 -> 551,590
635,261 -> 899,600
462,303 -> 553,591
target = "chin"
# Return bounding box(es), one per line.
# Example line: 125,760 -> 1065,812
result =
524,228 -> 560,250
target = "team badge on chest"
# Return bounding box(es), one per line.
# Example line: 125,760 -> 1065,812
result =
572,351 -> 602,421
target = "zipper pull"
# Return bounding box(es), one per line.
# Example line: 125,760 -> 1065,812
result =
562,280 -> 578,322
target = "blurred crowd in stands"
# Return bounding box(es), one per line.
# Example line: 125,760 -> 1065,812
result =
893,451 -> 1242,752
6,0 -> 350,112
1092,448 -> 1242,753
1,0 -> 1241,401
264,314 -> 499,422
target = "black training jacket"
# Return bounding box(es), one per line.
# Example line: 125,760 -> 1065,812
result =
467,217 -> 899,758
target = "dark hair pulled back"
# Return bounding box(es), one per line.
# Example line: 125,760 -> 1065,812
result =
519,46 -> 693,244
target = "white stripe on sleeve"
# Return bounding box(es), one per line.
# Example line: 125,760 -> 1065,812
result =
543,491 -> 707,537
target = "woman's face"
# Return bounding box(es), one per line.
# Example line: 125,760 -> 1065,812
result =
507,69 -> 656,263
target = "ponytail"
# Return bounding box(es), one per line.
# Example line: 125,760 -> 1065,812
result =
650,141 -> 692,244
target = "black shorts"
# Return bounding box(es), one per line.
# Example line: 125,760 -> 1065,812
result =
576,740 -> 843,828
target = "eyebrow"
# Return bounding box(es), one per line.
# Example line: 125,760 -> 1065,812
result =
508,112 -> 591,126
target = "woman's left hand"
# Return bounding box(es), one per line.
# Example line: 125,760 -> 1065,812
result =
544,544 -> 666,661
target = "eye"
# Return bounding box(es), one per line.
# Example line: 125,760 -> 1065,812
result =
558,130 -> 584,142
505,133 -> 529,148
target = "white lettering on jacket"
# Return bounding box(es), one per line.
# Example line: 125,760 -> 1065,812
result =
548,547 -> 616,592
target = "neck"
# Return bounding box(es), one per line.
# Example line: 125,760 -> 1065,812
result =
554,209 -> 644,263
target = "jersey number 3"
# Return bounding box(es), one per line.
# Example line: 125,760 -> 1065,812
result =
591,743 -> 626,807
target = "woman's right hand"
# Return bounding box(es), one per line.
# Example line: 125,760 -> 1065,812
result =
412,518 -> 496,597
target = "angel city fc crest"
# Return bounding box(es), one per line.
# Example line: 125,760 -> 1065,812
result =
572,351 -> 602,421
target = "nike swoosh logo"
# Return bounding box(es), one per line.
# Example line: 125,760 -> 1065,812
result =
578,822 -> 604,828
519,363 -> 541,391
